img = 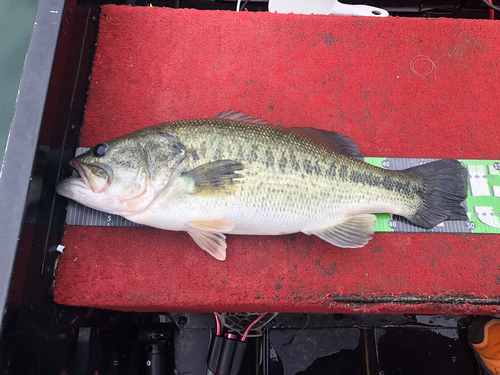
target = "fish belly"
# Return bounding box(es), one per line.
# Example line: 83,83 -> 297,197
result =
123,170 -> 405,236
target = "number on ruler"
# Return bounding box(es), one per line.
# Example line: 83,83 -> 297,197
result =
467,221 -> 476,230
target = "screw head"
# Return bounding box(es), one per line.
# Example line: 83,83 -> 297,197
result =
177,315 -> 188,327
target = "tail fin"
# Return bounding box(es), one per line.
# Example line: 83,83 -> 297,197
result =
404,159 -> 468,229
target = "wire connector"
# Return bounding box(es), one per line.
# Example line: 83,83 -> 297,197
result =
206,335 -> 247,375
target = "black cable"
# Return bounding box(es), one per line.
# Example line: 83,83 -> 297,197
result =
481,0 -> 500,12
239,0 -> 250,11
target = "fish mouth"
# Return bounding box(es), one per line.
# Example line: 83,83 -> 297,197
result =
69,159 -> 110,193
69,159 -> 90,189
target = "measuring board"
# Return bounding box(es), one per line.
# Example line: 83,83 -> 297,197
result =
65,148 -> 500,234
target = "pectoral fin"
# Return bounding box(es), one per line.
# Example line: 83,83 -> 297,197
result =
308,214 -> 377,248
181,160 -> 244,195
188,230 -> 227,261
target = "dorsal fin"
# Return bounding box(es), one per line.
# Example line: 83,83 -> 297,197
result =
215,110 -> 268,124
288,127 -> 363,159
214,111 -> 362,158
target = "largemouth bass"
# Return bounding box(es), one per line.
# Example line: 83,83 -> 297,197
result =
56,111 -> 468,260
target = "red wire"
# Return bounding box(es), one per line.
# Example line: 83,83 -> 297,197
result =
214,313 -> 221,336
241,313 -> 268,342
488,0 -> 494,19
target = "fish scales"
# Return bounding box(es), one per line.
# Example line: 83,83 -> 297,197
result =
55,112 -> 468,260
163,119 -> 419,232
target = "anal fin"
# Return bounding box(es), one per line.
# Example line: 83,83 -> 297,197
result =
308,214 -> 377,248
188,230 -> 227,261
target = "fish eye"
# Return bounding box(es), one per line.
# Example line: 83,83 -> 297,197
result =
93,143 -> 108,157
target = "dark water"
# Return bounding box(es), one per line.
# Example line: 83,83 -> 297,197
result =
0,0 -> 38,163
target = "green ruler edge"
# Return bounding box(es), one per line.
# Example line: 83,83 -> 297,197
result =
365,158 -> 500,234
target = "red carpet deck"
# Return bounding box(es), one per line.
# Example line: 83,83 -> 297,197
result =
54,5 -> 500,314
